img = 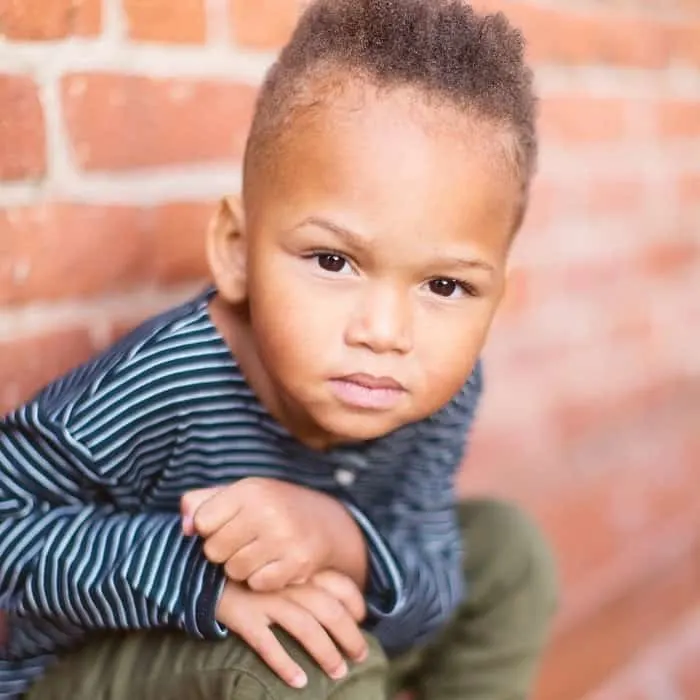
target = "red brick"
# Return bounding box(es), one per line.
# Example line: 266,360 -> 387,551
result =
676,637 -> 700,697
499,267 -> 531,319
61,74 -> 257,171
640,239 -> 698,278
657,100 -> 700,138
473,2 -> 670,68
580,611 -> 700,699
607,305 -> 653,343
521,178 -> 560,232
538,479 -> 625,584
0,75 -> 46,181
679,174 -> 700,208
480,0 -> 700,21
541,258 -> 632,302
534,527 -> 700,700
0,0 -> 101,40
678,0 -> 700,16
585,0 -> 698,15
123,0 -> 206,44
599,688 -> 650,700
551,377 -> 678,453
231,0 -> 695,69
529,13 -> 667,68
232,0 -> 697,66
672,22 -> 700,66
588,179 -> 647,217
585,677 -> 654,700
0,327 -> 96,413
540,97 -> 631,144
0,204 -> 149,304
229,0 -> 301,49
150,201 -> 213,283
0,202 -> 212,305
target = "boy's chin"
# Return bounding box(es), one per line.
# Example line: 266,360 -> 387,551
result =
315,410 -> 405,445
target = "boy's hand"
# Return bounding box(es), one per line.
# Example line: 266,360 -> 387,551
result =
181,478 -> 367,591
216,570 -> 368,689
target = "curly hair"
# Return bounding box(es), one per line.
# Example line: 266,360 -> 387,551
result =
244,0 -> 538,229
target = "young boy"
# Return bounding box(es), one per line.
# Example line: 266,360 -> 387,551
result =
0,1 -> 558,698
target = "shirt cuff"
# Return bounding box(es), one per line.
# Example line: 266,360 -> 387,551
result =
183,545 -> 229,639
341,501 -> 405,621
116,516 -> 229,640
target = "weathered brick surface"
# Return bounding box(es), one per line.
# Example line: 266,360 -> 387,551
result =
0,75 -> 46,181
61,74 -> 257,171
582,604 -> 700,700
0,0 -> 101,40
0,203 -> 210,304
122,0 -> 207,43
0,327 -> 97,414
1,1 -> 699,697
229,0 -> 303,49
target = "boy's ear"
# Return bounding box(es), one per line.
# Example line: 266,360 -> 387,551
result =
207,195 -> 247,304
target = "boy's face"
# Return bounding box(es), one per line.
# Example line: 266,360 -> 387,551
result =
214,82 -> 519,446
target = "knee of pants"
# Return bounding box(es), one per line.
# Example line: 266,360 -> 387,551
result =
458,498 -> 560,616
29,630 -> 388,700
212,630 -> 388,700
269,629 -> 388,700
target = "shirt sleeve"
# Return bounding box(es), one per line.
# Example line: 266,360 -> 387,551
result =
0,400 -> 227,662
350,362 -> 483,655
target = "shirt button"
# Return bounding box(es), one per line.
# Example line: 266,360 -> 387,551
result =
334,468 -> 356,487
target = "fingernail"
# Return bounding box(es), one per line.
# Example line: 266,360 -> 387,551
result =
355,648 -> 368,663
181,515 -> 194,535
290,671 -> 308,688
331,661 -> 348,680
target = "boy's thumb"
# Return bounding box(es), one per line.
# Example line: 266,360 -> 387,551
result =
180,487 -> 222,535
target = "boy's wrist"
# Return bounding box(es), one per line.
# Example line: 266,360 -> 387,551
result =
322,498 -> 368,589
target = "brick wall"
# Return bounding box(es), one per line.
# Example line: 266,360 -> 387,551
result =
1,1 -> 698,697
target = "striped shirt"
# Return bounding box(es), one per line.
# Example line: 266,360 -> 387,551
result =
0,287 -> 482,699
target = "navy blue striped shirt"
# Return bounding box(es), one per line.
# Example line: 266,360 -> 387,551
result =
0,288 -> 482,699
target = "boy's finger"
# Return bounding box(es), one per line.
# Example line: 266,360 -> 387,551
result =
238,622 -> 308,689
311,571 -> 367,622
247,559 -> 298,592
180,487 -> 223,534
271,599 -> 348,681
191,487 -> 244,537
202,517 -> 257,566
284,586 -> 368,663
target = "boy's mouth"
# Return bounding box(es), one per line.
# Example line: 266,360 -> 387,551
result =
329,374 -> 407,411
338,373 -> 405,390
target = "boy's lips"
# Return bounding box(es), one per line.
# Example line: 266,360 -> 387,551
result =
337,373 -> 405,391
329,373 -> 406,410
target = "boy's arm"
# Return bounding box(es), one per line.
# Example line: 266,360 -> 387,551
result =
347,362 -> 483,654
0,404 -> 228,660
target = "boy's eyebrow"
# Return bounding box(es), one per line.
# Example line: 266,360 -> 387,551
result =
297,216 -> 495,274
296,216 -> 371,249
432,255 -> 496,275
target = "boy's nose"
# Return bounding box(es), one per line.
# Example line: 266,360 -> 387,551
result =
344,285 -> 413,355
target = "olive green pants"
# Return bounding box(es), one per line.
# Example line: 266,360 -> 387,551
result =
27,500 -> 558,700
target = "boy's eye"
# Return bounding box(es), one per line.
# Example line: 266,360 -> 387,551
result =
316,253 -> 350,274
428,278 -> 474,298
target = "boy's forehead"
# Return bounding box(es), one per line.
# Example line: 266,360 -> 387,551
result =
252,78 -> 515,200
284,78 -> 497,158
244,78 -> 519,259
